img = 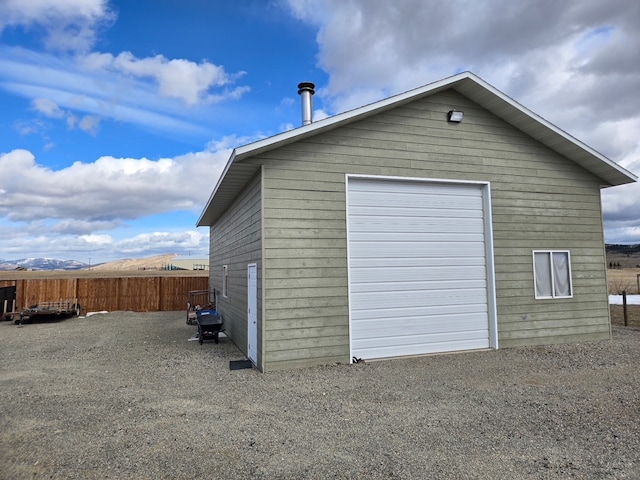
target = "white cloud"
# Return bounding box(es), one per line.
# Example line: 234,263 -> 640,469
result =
0,147 -> 230,224
0,1 -> 250,143
14,118 -> 46,135
0,146 -> 226,261
30,97 -> 101,135
284,1 -> 640,129
0,46 -> 248,136
206,134 -> 261,152
116,231 -> 206,255
0,0 -> 114,52
66,113 -> 77,129
79,234 -> 113,245
78,114 -> 100,135
279,97 -> 295,109
0,224 -> 209,262
32,98 -> 65,118
81,51 -> 249,106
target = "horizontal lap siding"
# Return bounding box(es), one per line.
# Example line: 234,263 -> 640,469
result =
261,164 -> 349,370
210,173 -> 262,365
259,89 -> 609,369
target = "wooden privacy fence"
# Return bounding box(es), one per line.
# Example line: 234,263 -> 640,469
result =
0,276 -> 209,313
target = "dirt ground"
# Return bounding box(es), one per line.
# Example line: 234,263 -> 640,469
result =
1,311 -> 639,479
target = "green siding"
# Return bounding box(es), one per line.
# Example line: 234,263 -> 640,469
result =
209,172 -> 263,368
254,89 -> 610,370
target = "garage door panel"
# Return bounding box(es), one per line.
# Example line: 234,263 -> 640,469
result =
355,337 -> 490,359
349,242 -> 487,259
350,178 -> 481,195
350,178 -> 480,192
349,218 -> 486,234
349,205 -> 482,219
351,289 -> 488,309
350,188 -> 482,204
349,257 -> 487,268
353,303 -> 487,320
348,177 -> 491,360
350,278 -> 487,293
350,265 -> 488,283
353,313 -> 489,335
349,232 -> 486,243
354,328 -> 488,347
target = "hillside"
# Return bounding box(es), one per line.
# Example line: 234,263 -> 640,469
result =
88,254 -> 178,271
605,244 -> 640,269
0,254 -> 210,280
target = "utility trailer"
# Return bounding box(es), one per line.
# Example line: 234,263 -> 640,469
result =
13,299 -> 81,325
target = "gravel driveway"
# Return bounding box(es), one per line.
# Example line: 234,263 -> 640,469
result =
1,311 -> 639,479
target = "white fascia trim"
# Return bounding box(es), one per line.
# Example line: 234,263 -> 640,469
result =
345,173 -> 354,364
483,182 -> 499,350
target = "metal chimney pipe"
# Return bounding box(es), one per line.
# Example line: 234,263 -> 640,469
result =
297,82 -> 315,126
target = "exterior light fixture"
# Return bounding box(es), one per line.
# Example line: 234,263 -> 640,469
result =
447,110 -> 464,122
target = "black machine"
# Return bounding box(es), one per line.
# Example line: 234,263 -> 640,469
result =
196,310 -> 224,344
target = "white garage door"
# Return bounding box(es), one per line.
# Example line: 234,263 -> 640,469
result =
347,176 -> 492,360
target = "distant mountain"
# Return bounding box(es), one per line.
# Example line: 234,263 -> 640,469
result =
0,258 -> 88,271
605,244 -> 640,255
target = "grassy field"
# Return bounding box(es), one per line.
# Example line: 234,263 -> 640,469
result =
606,246 -> 640,269
607,267 -> 640,294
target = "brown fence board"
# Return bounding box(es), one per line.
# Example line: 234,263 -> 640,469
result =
4,276 -> 208,313
160,277 -> 214,310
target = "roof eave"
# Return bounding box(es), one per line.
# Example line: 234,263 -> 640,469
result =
196,149 -> 238,227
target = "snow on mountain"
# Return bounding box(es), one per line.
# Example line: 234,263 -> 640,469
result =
0,258 -> 88,271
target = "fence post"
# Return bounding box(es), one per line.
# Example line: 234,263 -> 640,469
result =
623,290 -> 628,327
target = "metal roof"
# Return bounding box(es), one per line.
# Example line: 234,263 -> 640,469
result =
197,71 -> 636,226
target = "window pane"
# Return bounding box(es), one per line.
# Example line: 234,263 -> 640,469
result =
552,252 -> 571,297
222,265 -> 228,297
534,252 -> 552,297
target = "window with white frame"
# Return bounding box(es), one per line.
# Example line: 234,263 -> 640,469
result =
533,251 -> 572,299
222,265 -> 229,298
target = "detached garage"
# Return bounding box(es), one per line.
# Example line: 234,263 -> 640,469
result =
198,71 -> 636,372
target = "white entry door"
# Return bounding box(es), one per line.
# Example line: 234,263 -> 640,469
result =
247,263 -> 258,365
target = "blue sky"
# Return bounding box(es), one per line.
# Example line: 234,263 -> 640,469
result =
1,0 -> 639,263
